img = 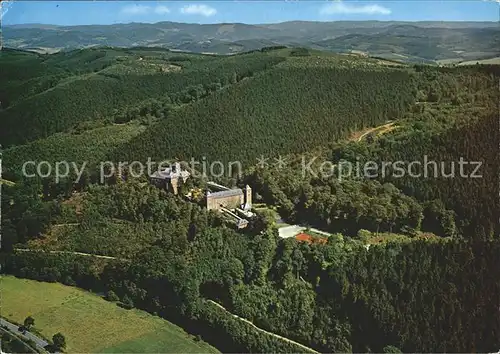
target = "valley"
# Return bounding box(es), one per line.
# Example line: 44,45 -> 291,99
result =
4,21 -> 499,64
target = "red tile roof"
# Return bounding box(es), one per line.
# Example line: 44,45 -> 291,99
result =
295,233 -> 327,244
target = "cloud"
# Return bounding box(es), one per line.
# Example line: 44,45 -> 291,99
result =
120,4 -> 171,16
180,4 -> 217,17
320,1 -> 391,15
1,0 -> 14,21
154,5 -> 171,14
121,4 -> 152,15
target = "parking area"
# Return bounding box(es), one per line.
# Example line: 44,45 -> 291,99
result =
278,225 -> 305,238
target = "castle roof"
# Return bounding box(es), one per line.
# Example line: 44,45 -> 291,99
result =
150,167 -> 190,180
207,188 -> 243,199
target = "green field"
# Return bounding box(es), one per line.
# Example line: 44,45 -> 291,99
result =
1,276 -> 219,353
458,57 -> 500,66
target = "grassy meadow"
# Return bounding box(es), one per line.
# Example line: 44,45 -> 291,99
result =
1,276 -> 219,353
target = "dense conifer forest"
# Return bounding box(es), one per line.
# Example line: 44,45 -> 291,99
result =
112,65 -> 415,165
1,46 -> 499,353
0,48 -> 284,146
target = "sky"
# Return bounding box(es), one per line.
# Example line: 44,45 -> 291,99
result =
1,0 -> 499,26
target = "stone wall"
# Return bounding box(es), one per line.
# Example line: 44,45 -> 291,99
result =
207,194 -> 244,210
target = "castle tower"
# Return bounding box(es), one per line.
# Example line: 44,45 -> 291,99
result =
244,185 -> 252,209
206,191 -> 215,210
170,177 -> 179,195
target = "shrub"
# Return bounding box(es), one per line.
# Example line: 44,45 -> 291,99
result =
121,294 -> 134,309
105,290 -> 119,302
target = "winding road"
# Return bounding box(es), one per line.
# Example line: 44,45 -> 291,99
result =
0,178 -> 16,187
0,318 -> 49,351
14,248 -> 119,260
206,300 -> 319,354
356,121 -> 396,142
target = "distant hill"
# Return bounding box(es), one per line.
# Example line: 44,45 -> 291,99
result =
0,47 -> 285,147
3,20 -> 499,62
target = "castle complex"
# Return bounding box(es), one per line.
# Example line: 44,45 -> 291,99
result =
206,184 -> 252,211
150,162 -> 190,195
150,166 -> 253,224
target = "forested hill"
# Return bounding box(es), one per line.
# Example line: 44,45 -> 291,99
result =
2,46 -> 498,239
2,44 -> 500,354
4,20 -> 499,63
0,46 -> 409,151
0,47 -> 285,147
111,60 -> 415,166
2,46 -> 498,178
237,64 -> 499,239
